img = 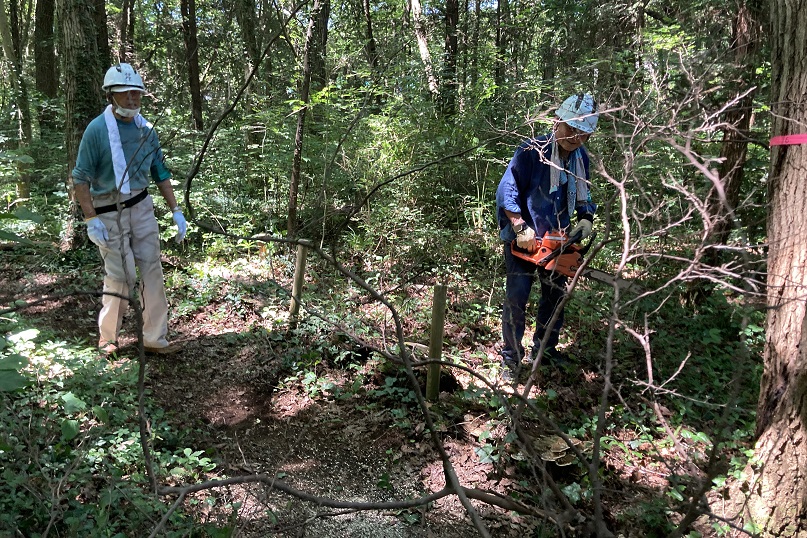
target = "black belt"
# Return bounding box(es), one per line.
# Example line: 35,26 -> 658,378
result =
95,189 -> 148,215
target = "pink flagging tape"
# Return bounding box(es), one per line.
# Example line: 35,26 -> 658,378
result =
770,134 -> 807,146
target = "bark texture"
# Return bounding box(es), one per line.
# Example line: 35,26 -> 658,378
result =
745,0 -> 807,533
59,0 -> 106,249
181,0 -> 204,130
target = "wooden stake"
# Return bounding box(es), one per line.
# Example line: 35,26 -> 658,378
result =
289,243 -> 308,330
425,283 -> 447,402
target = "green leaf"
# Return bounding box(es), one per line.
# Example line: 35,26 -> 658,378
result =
0,229 -> 33,245
474,444 -> 499,463
61,419 -> 80,441
0,353 -> 28,370
92,405 -> 109,423
62,392 -> 88,414
0,370 -> 29,391
13,208 -> 45,224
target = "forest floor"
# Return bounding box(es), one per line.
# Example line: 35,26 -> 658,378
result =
1,244 -> 734,537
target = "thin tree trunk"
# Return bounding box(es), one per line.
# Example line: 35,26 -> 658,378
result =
93,0 -> 110,65
705,2 -> 763,264
287,0 -> 322,237
494,0 -> 507,91
310,0 -> 329,91
360,0 -> 381,110
441,0 -> 458,115
409,0 -> 438,99
470,0 -> 479,87
0,0 -> 32,202
34,0 -> 58,134
119,0 -> 134,61
181,0 -> 204,130
744,0 -> 807,532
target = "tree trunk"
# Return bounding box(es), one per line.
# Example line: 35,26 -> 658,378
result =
34,0 -> 59,131
93,0 -> 110,65
59,0 -> 106,250
705,2 -> 763,265
287,0 -> 322,237
409,0 -> 439,99
494,0 -> 507,91
361,0 -> 379,72
180,0 -> 204,130
0,0 -> 33,202
440,0 -> 458,115
744,0 -> 807,533
360,0 -> 381,111
119,0 -> 134,61
310,0 -> 329,92
233,0 -> 260,67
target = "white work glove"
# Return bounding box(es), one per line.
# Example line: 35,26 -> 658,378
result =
515,226 -> 537,251
85,216 -> 109,248
569,219 -> 593,240
172,208 -> 187,243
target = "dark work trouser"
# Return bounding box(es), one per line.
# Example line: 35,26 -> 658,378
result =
501,242 -> 567,364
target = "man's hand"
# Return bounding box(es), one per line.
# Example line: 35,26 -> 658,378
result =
86,217 -> 109,248
569,219 -> 593,240
515,226 -> 537,251
172,209 -> 187,243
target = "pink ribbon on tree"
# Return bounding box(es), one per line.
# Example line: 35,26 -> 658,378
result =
770,134 -> 807,146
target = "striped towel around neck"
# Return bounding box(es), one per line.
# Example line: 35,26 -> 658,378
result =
547,135 -> 589,218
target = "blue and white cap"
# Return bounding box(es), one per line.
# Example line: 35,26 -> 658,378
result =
556,93 -> 599,133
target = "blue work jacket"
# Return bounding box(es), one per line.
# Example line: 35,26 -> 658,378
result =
496,134 -> 596,241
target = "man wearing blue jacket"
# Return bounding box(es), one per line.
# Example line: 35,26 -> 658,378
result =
72,63 -> 187,355
496,93 -> 599,380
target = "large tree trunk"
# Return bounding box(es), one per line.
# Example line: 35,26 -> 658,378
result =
59,0 -> 106,250
744,0 -> 807,533
180,0 -> 204,130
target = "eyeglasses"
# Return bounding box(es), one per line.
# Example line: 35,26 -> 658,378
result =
559,122 -> 591,140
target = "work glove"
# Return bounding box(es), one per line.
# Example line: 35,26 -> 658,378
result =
85,216 -> 109,248
515,226 -> 537,251
569,218 -> 593,240
172,209 -> 187,243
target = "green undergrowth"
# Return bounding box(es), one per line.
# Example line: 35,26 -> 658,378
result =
1,229 -> 766,535
0,315 -> 229,537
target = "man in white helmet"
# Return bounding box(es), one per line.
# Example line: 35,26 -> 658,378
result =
72,63 -> 187,355
495,93 -> 599,381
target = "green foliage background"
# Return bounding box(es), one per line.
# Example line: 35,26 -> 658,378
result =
0,0 -> 772,534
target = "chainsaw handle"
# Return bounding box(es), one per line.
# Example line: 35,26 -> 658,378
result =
541,229 -> 584,264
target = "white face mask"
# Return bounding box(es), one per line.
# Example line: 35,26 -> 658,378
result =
112,93 -> 142,118
114,105 -> 141,118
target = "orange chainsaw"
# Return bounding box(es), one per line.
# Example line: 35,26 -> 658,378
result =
510,229 -> 592,277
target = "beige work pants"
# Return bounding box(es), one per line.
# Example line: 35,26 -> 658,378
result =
94,190 -> 170,348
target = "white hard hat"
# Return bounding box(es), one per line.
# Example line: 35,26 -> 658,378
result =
556,93 -> 599,133
102,63 -> 146,93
